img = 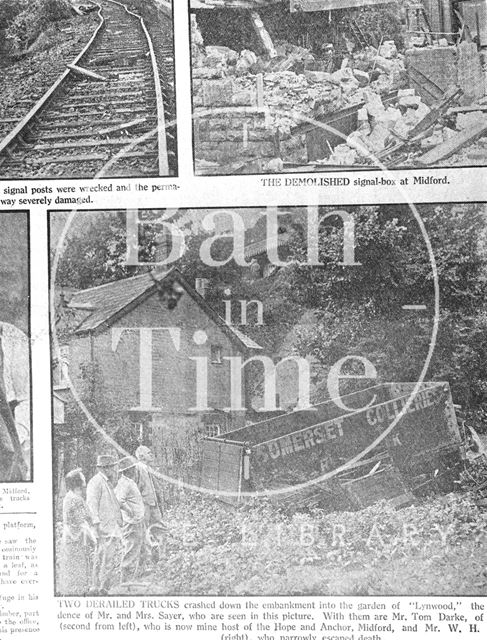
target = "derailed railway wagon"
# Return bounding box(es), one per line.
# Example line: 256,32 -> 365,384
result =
200,382 -> 465,510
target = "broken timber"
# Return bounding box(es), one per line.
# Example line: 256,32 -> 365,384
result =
377,87 -> 462,165
418,117 -> 487,165
250,11 -> 277,58
99,117 -> 148,135
67,64 -> 108,82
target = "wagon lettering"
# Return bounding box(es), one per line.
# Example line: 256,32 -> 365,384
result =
264,418 -> 345,460
366,389 -> 441,427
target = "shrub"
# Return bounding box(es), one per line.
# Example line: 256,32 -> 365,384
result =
5,0 -> 71,54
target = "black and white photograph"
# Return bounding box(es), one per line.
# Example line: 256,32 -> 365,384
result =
50,205 -> 487,597
0,210 -> 31,482
0,0 -> 176,178
190,0 -> 487,175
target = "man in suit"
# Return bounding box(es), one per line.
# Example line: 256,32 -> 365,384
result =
115,458 -> 146,582
134,446 -> 164,562
86,455 -> 123,595
134,446 -> 163,528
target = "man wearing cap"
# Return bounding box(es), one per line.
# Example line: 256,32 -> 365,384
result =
86,455 -> 123,595
115,457 -> 146,582
134,446 -> 164,528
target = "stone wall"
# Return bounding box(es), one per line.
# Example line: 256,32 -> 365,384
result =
406,42 -> 485,104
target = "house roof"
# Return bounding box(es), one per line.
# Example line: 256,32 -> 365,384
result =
68,268 -> 262,351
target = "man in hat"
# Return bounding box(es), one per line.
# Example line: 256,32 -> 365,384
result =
134,445 -> 164,528
115,457 -> 146,582
86,455 -> 123,595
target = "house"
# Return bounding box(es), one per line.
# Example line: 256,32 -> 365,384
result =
54,268 -> 262,476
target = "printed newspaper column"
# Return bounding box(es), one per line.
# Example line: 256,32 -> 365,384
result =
0,488 -> 39,635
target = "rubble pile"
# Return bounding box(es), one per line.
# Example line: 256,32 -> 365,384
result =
328,87 -> 435,165
194,35 -> 487,169
193,39 -> 407,125
193,38 -> 422,166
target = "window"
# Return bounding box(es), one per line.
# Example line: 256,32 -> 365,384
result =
205,423 -> 221,438
210,344 -> 222,364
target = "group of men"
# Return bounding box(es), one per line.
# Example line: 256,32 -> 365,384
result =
86,445 -> 164,594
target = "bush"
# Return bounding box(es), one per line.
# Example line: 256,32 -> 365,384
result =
5,0 -> 71,54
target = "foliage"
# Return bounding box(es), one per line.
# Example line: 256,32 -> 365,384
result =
5,0 -> 72,54
153,491 -> 487,595
54,211 -> 160,289
55,205 -> 487,417
338,2 -> 406,49
0,0 -> 27,27
285,204 -> 487,416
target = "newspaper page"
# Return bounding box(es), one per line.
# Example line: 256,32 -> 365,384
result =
0,1 -> 487,640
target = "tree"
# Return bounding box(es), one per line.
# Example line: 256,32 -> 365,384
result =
54,211 -> 160,289
284,204 -> 487,421
54,205 -> 487,424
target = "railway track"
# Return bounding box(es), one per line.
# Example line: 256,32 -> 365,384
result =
0,0 -> 176,179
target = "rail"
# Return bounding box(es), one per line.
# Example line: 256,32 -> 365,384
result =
0,0 -> 170,176
0,3 -> 105,158
107,0 -> 169,175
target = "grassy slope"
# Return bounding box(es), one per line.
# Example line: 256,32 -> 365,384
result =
0,12 -> 98,125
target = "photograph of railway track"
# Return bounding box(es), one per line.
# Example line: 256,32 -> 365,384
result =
0,0 -> 176,178
190,0 -> 487,175
0,211 -> 31,482
49,205 -> 487,596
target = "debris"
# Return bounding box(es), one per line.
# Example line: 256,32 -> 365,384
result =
418,116 -> 487,165
456,111 -> 485,131
353,69 -> 369,87
265,157 -> 283,172
379,40 -> 398,60
67,64 -> 107,82
327,144 -> 358,165
235,50 -> 258,76
398,94 -> 422,108
99,117 -> 147,136
250,11 -> 277,59
205,46 -> 238,67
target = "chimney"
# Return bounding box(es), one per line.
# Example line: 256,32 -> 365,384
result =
195,278 -> 209,298
153,230 -> 172,273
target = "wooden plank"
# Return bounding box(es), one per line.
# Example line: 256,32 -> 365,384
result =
250,11 -> 277,58
418,118 -> 487,165
67,63 -> 108,81
449,105 -> 487,114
